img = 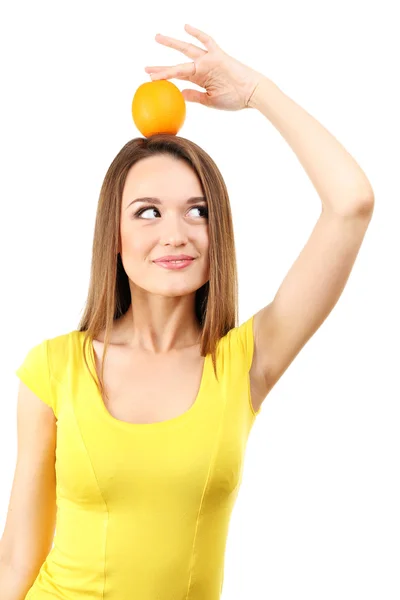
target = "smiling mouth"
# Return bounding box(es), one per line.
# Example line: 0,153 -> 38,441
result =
153,258 -> 195,270
163,259 -> 191,264
153,257 -> 195,263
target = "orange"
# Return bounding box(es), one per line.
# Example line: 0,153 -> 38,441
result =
131,80 -> 186,138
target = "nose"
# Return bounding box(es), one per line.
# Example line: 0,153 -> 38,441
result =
159,214 -> 189,247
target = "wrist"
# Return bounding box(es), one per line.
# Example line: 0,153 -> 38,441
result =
246,76 -> 276,109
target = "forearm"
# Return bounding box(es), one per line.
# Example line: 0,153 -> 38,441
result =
248,76 -> 374,216
0,560 -> 37,600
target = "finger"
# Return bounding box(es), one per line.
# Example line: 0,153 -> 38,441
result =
181,88 -> 210,106
144,66 -> 169,73
148,62 -> 196,81
184,24 -> 218,51
154,33 -> 205,60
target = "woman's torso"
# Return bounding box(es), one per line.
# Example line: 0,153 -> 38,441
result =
19,315 -> 260,600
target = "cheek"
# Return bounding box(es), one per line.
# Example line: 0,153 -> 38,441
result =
198,227 -> 209,247
121,227 -> 151,255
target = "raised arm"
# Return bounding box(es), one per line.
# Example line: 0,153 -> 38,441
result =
247,78 -> 374,406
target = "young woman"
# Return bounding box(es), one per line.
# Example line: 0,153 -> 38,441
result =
1,24 -> 374,600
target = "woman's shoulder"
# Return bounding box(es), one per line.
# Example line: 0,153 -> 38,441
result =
215,315 -> 254,371
42,329 -> 86,383
46,328 -> 83,352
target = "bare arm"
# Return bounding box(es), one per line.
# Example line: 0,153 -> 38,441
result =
0,381 -> 57,598
247,77 -> 374,402
0,560 -> 41,600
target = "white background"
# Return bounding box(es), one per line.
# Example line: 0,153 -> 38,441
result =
0,1 -> 399,598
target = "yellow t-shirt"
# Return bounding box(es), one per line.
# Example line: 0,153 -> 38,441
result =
15,315 -> 262,600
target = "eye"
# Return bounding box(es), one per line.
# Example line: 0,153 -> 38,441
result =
189,205 -> 208,218
134,206 -> 160,219
134,205 -> 208,220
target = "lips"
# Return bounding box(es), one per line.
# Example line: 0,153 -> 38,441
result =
153,255 -> 194,263
153,256 -> 195,270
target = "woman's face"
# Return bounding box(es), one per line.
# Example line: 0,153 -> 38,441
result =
120,154 -> 210,298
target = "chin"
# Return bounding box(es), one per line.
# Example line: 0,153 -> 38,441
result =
152,285 -> 200,297
131,272 -> 209,297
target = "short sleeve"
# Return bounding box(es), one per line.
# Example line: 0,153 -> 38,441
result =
15,339 -> 55,412
236,316 -> 261,417
236,315 -> 255,372
219,315 -> 255,374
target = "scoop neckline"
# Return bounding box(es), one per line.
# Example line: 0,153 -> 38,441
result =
79,330 -> 209,430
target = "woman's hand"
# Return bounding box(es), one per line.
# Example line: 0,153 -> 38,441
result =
144,24 -> 265,111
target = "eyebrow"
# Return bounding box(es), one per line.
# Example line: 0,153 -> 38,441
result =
125,196 -> 207,210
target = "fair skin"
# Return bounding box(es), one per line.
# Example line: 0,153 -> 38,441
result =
115,153 -> 210,354
144,25 -> 374,403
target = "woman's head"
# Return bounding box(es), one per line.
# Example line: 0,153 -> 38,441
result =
119,152 -> 210,305
79,134 -> 239,391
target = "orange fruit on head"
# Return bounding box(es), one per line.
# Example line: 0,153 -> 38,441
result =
132,80 -> 186,138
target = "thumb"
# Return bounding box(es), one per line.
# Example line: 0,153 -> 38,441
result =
181,88 -> 210,106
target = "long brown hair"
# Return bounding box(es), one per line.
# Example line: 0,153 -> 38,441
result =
78,133 -> 238,402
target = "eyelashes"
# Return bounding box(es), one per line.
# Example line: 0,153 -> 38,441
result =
133,205 -> 209,219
